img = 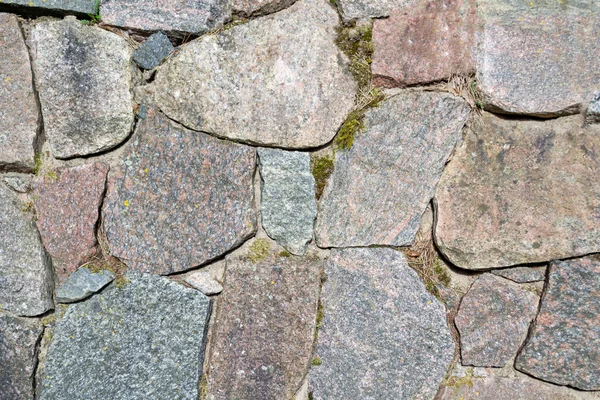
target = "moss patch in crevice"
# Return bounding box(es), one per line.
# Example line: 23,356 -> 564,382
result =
310,155 -> 335,199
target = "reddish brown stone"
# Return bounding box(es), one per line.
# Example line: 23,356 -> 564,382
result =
34,162 -> 108,283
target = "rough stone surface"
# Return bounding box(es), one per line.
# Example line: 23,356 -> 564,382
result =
336,0 -> 419,20
372,0 -> 475,87
183,269 -> 223,295
103,109 -> 256,275
0,13 -> 40,171
0,313 -> 43,400
0,0 -> 97,15
101,0 -> 231,34
55,266 -> 115,303
516,256 -> 600,390
40,273 -> 211,400
309,248 -> 454,400
3,175 -> 32,193
34,163 -> 109,283
435,112 -> 600,269
491,266 -> 547,283
30,17 -> 135,159
258,148 -> 316,255
151,0 -> 356,148
208,247 -> 322,399
0,184 -> 53,317
587,92 -> 600,124
232,0 -> 296,16
132,32 -> 174,70
315,92 -> 469,248
455,274 -> 539,367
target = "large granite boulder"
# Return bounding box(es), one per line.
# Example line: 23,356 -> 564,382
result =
0,13 -> 40,171
435,112 -> 600,269
103,109 -> 256,275
151,0 -> 356,149
315,92 -> 470,248
30,17 -> 135,159
309,248 -> 454,399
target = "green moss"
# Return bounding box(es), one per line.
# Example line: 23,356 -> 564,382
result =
278,250 -> 292,258
33,153 -> 43,176
434,260 -> 451,287
335,24 -> 374,91
199,374 -> 209,400
114,274 -> 130,289
21,201 -> 34,213
41,314 -> 56,326
444,367 -> 475,389
45,170 -> 58,182
335,110 -> 364,151
311,155 -> 335,199
311,356 -> 322,366
248,239 -> 271,263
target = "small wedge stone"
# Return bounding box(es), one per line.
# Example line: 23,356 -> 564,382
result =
55,267 -> 114,303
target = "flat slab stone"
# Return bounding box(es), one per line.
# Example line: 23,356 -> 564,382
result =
132,31 -> 174,70
183,269 -> 223,295
258,148 -> 317,255
4,175 -> 32,193
0,13 -> 40,171
34,162 -> 109,283
151,0 -> 356,148
491,266 -> 546,283
309,248 -> 454,400
455,274 -> 538,367
40,273 -> 211,399
103,109 -> 256,275
56,266 -> 114,303
435,112 -> 600,269
315,92 -> 469,248
208,246 -> 322,399
0,313 -> 43,400
30,17 -> 135,159
232,0 -> 296,16
0,0 -> 97,15
0,184 -> 53,316
516,256 -> 600,390
101,0 -> 231,34
587,93 -> 600,124
336,0 -> 419,20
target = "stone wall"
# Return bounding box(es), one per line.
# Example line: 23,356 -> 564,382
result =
1,0 -> 599,399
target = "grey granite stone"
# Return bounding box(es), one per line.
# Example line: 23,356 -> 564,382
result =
183,269 -> 223,295
0,313 -> 43,400
30,17 -> 135,159
232,0 -> 297,17
336,0 -> 421,21
55,266 -> 114,303
3,175 -> 32,193
315,92 -> 470,248
132,32 -> 174,70
0,13 -> 40,171
516,256 -> 600,390
0,0 -> 97,16
309,248 -> 454,400
0,184 -> 53,317
151,0 -> 356,148
491,266 -> 547,283
587,93 -> 600,124
103,109 -> 256,275
40,273 -> 211,400
258,148 -> 316,255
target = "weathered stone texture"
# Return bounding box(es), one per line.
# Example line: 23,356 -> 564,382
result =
232,0 -> 297,16
587,93 -> 600,124
0,313 -> 43,400
516,256 -> 600,390
34,163 -> 108,283
435,113 -> 600,269
0,13 -> 40,171
258,148 -> 317,255
0,0 -> 97,15
55,266 -> 114,303
309,248 -> 454,400
30,17 -> 135,159
183,269 -> 223,296
208,249 -> 322,399
455,274 -> 538,367
103,109 -> 256,275
491,266 -> 546,283
315,92 -> 469,248
132,32 -> 174,70
40,273 -> 211,400
0,184 -> 53,317
3,175 -> 32,193
336,0 -> 418,20
151,0 -> 356,148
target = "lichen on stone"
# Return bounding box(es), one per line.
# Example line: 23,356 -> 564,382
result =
248,238 -> 271,263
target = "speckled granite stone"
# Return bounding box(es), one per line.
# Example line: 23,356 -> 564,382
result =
30,17 -> 135,159
315,92 -> 469,248
516,256 -> 600,390
3,174 -> 32,193
587,93 -> 600,124
435,113 -> 600,269
491,266 -> 547,283
232,0 -> 297,16
208,247 -> 322,399
455,274 -> 538,367
151,0 -> 356,148
0,0 -> 97,15
34,163 -> 108,284
336,0 -> 420,20
103,109 -> 256,275
183,269 -> 223,295
0,313 -> 43,399
0,13 -> 40,171
132,32 -> 174,70
40,273 -> 211,400
309,248 -> 454,400
56,266 -> 114,303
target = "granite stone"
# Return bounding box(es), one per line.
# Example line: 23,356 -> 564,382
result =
55,266 -> 114,303
30,17 -> 135,158
258,148 -> 317,255
0,184 -> 54,317
232,0 -> 297,16
132,32 -> 174,70
103,109 -> 256,275
34,163 -> 109,283
3,175 -> 32,193
435,112 -> 600,269
336,0 -> 420,20
309,248 -> 454,400
151,0 -> 356,148
491,266 -> 547,283
183,269 -> 223,296
587,93 -> 600,124
0,0 -> 97,16
516,256 -> 600,390
0,313 -> 44,400
315,92 -> 470,248
455,274 -> 539,367
0,13 -> 40,171
40,273 -> 211,399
